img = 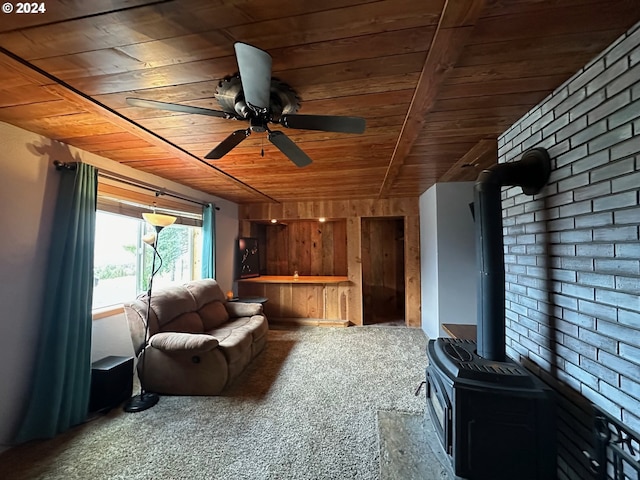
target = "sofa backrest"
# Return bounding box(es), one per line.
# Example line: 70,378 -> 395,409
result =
185,279 -> 229,330
124,279 -> 229,355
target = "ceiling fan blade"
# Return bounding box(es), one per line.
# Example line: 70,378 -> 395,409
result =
205,129 -> 250,159
234,42 -> 272,111
280,114 -> 366,134
268,131 -> 312,168
127,97 -> 232,118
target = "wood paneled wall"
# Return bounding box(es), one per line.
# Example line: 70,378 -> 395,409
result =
260,220 -> 347,276
240,198 -> 421,327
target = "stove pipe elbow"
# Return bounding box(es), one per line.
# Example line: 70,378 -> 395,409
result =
474,148 -> 551,361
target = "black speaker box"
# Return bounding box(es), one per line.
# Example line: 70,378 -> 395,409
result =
90,356 -> 134,412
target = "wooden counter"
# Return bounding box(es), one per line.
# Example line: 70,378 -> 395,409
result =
238,275 -> 351,326
442,323 -> 477,341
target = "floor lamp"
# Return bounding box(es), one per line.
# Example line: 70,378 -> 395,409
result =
123,211 -> 176,413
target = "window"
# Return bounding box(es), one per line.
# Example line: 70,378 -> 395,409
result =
92,211 -> 202,309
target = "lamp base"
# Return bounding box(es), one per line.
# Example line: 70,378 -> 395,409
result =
123,391 -> 159,413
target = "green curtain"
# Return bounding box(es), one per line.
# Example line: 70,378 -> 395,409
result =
201,203 -> 216,279
15,162 -> 97,442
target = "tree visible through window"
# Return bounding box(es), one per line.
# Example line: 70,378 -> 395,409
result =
92,211 -> 201,309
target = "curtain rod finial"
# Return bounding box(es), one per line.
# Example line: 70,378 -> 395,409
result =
53,160 -> 77,171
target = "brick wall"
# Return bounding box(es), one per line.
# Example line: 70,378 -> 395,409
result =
498,21 -> 640,480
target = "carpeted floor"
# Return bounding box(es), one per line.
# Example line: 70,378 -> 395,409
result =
0,326 -> 450,480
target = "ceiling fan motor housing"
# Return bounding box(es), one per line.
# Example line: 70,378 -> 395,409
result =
215,76 -> 300,119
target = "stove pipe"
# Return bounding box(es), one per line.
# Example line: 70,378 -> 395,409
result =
474,147 -> 551,361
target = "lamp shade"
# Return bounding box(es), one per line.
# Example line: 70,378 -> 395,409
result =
142,212 -> 177,227
142,232 -> 156,245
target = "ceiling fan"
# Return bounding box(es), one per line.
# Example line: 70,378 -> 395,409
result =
126,43 -> 367,167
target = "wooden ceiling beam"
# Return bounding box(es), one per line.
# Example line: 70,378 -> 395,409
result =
437,138 -> 496,183
377,0 -> 487,198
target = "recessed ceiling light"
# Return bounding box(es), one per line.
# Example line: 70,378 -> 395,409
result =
318,217 -> 326,223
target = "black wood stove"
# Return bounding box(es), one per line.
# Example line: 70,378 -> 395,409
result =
426,148 -> 557,480
426,338 -> 556,479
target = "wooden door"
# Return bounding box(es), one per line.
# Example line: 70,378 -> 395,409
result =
361,217 -> 405,325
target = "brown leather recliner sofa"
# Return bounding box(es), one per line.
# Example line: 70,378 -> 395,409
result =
124,278 -> 268,395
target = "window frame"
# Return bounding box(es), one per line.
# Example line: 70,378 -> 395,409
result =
92,176 -> 205,317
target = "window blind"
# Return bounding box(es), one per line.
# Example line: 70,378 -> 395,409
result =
97,181 -> 203,227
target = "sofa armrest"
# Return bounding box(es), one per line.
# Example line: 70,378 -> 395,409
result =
225,302 -> 263,318
149,332 -> 219,353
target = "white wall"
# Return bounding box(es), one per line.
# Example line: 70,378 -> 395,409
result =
0,123 -> 60,449
0,122 -> 239,447
420,186 -> 439,339
91,313 -> 135,362
419,182 -> 477,339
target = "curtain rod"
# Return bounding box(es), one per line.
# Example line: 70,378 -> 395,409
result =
98,171 -> 218,209
53,160 -> 77,170
53,161 -> 219,210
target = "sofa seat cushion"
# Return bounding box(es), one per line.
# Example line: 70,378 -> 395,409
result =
150,332 -> 219,353
209,316 -> 267,364
225,302 -> 263,318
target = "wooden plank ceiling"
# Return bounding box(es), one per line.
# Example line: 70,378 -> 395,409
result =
0,0 -> 638,204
